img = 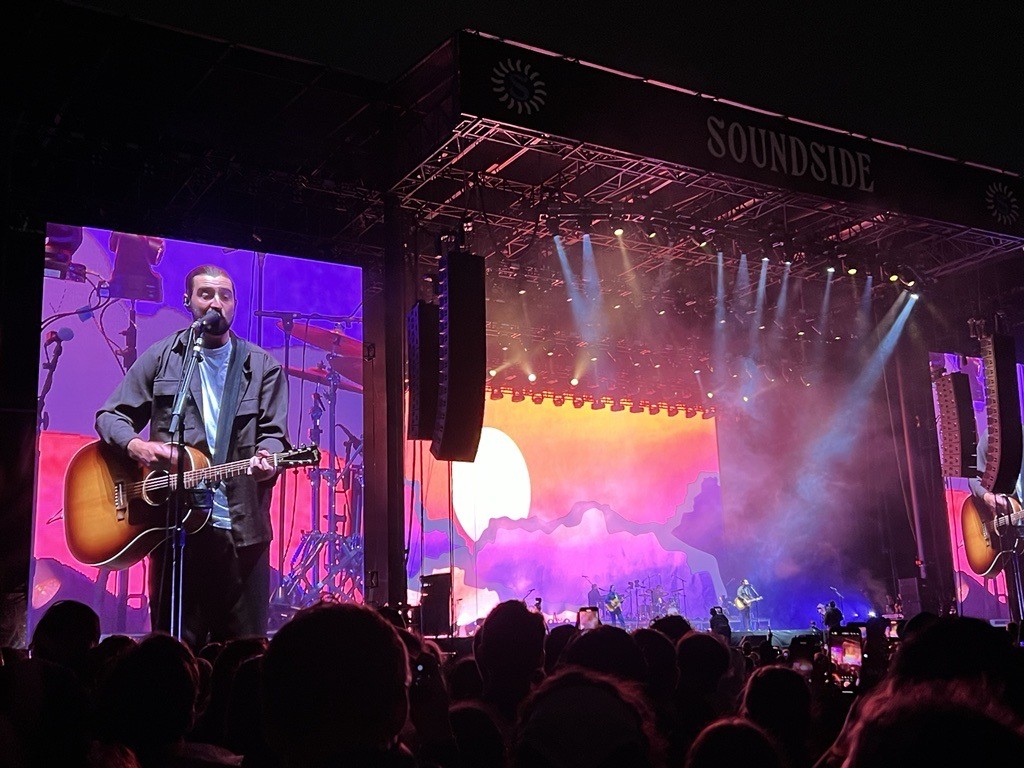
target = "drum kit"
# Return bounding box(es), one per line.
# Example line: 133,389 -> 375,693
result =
271,315 -> 365,612
619,579 -> 687,624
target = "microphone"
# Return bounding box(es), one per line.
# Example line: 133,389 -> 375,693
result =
339,422 -> 362,446
44,327 -> 75,346
313,392 -> 325,410
190,309 -> 221,332
523,588 -> 535,600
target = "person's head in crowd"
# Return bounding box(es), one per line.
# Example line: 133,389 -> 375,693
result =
632,627 -> 679,701
474,599 -> 547,721
740,664 -> 811,765
650,614 -> 692,644
900,610 -> 939,640
676,631 -> 731,698
0,653 -> 93,767
844,680 -> 1024,767
81,634 -> 137,692
377,604 -> 409,630
195,636 -> 267,744
560,624 -> 646,683
512,666 -> 663,768
446,654 -> 484,702
29,599 -> 100,675
684,717 -> 784,768
887,615 -> 1024,716
94,632 -> 201,762
262,602 -> 410,763
543,623 -> 578,676
449,700 -> 507,768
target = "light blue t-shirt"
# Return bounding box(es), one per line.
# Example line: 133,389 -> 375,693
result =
199,340 -> 232,529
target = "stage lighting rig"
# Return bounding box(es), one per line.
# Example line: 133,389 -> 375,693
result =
44,224 -> 87,283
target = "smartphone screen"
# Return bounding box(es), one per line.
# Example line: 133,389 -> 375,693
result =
577,606 -> 601,630
828,630 -> 863,692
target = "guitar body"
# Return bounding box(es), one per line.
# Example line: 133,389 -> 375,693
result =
961,494 -> 1022,577
605,595 -> 622,612
734,595 -> 763,610
64,440 -> 212,570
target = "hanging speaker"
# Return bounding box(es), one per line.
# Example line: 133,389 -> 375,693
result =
933,371 -> 978,479
406,300 -> 439,441
431,249 -> 486,462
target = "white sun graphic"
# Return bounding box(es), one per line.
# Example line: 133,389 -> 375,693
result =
491,58 -> 547,116
985,181 -> 1019,226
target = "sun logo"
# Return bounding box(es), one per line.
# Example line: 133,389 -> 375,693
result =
985,181 -> 1020,226
491,58 -> 547,116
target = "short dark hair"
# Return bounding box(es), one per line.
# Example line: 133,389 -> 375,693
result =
184,264 -> 233,297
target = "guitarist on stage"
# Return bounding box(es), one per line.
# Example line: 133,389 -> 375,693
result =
95,264 -> 290,649
735,578 -> 760,631
604,584 -> 626,628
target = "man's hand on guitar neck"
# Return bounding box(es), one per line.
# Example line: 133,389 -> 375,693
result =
127,438 -> 178,468
247,449 -> 277,483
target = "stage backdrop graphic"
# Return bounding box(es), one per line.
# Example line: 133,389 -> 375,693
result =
931,351 -> 1021,622
32,224 -> 363,637
404,396 -> 723,630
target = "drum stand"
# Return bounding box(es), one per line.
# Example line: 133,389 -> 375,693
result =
279,364 -> 364,609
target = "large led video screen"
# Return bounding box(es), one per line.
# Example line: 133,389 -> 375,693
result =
404,397 -> 723,631
32,224 -> 363,636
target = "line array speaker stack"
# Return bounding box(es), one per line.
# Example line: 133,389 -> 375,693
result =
979,332 -> 1023,495
933,371 -> 978,479
406,300 -> 439,441
430,249 -> 486,462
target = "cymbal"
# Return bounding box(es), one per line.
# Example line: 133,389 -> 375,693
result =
286,366 -> 363,394
282,321 -> 362,357
327,353 -> 363,384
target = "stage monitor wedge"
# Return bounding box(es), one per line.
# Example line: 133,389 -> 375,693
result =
431,249 -> 485,462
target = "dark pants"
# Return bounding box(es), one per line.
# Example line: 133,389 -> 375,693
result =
608,608 -> 626,628
148,525 -> 270,650
739,607 -> 751,631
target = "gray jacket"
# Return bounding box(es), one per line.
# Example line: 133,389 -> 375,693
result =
95,328 -> 290,547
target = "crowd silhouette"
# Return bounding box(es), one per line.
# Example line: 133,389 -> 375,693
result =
2,596 -> 1023,767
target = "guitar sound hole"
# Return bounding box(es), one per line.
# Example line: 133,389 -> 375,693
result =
141,469 -> 171,506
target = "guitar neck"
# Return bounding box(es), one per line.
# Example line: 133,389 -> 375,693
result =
186,458 -> 253,487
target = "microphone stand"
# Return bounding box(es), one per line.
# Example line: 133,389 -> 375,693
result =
37,335 -> 68,431
167,329 -> 205,641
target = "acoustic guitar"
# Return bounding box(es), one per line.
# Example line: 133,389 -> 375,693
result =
734,595 -> 763,610
605,594 -> 623,612
63,440 -> 320,570
961,494 -> 1024,577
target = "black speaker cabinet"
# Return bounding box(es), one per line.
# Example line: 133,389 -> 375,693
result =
431,249 -> 486,462
420,573 -> 453,637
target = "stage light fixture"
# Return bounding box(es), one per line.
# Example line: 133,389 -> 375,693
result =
511,390 -> 525,403
702,407 -> 716,419
685,406 -> 697,418
527,373 -> 538,383
591,399 -> 606,410
532,393 -> 544,405
570,377 -> 579,387
490,388 -> 504,400
613,225 -> 625,237
667,406 -> 679,417
610,400 -> 625,412
552,394 -> 566,407
488,368 -> 497,377
648,404 -> 660,415
573,396 -> 585,408
629,402 -> 644,414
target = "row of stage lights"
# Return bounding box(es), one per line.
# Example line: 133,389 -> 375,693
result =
488,385 -> 716,418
